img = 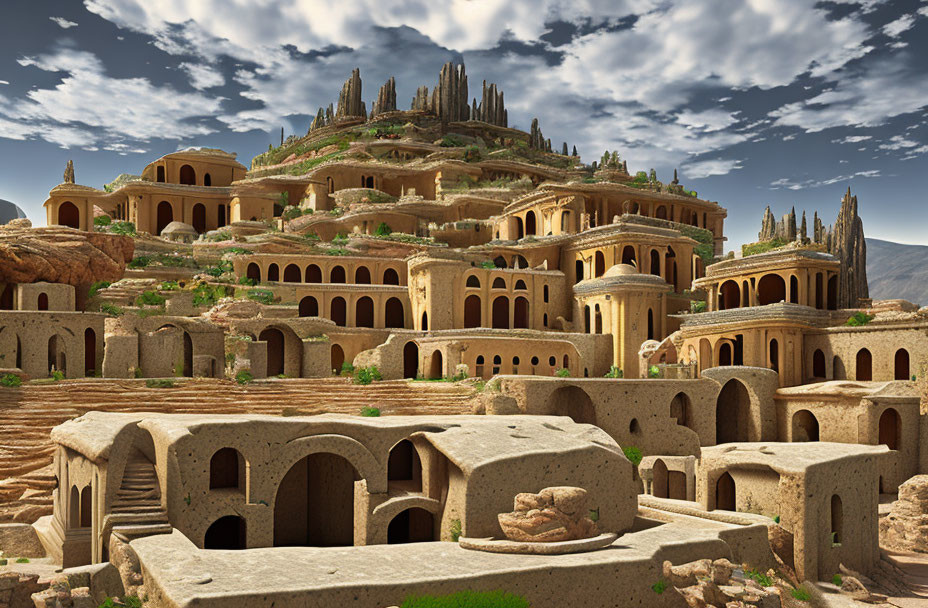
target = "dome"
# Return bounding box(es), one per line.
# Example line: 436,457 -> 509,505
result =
0,199 -> 27,224
603,263 -> 638,278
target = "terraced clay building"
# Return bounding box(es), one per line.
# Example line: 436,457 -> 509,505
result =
0,62 -> 926,607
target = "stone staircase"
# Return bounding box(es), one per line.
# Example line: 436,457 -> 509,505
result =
0,377 -> 475,522
107,451 -> 171,541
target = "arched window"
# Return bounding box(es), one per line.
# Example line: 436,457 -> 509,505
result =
84,328 -> 96,376
37,293 -> 48,311
465,275 -> 480,288
204,173 -> 211,187
246,263 -> 261,283
331,297 -> 346,326
179,164 -> 196,185
298,296 -> 318,317
670,392 -> 689,427
267,263 -> 279,282
514,297 -> 529,329
493,256 -> 507,268
205,516 -> 246,550
769,339 -> 779,373
192,203 -> 206,234
388,440 -> 422,491
856,348 -> 872,381
650,250 -> 660,275
384,298 -> 404,328
356,296 -> 374,328
330,266 -> 346,284
879,408 -> 901,450
789,276 -> 799,304
80,486 -> 92,527
757,274 -> 786,305
383,268 -> 400,285
283,264 -> 301,282
792,410 -> 819,441
525,211 -> 536,236
584,305 -> 591,333
594,304 -> 603,334
305,264 -> 322,283
58,201 -> 80,229
421,311 -> 428,330
715,472 -> 735,511
718,343 -> 732,366
830,494 -> 843,544
492,296 -> 509,329
156,201 -> 173,235
514,279 -> 527,291
543,285 -> 549,303
655,205 -> 667,219
719,281 -> 740,310
621,245 -> 636,267
464,295 -> 481,328
210,448 -> 243,490
813,349 -> 826,378
492,277 -> 506,289
515,216 -> 524,239
595,251 -> 605,277
355,266 -> 371,284
647,309 -> 654,340
156,166 -> 165,182
575,260 -> 584,284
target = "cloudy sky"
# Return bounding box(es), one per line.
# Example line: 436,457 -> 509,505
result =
1,0 -> 927,248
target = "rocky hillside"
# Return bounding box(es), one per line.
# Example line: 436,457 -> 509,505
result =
866,238 -> 928,306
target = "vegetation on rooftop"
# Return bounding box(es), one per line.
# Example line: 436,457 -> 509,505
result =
846,311 -> 874,326
741,238 -> 788,257
400,590 -> 529,608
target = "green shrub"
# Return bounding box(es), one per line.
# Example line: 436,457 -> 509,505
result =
1,374 -> 22,388
353,366 -> 383,385
742,238 -> 788,257
339,361 -> 355,376
98,597 -> 142,608
622,446 -> 643,466
831,574 -> 842,586
238,276 -> 256,286
93,215 -> 112,227
374,222 -> 392,236
439,134 -> 466,147
325,247 -> 350,256
135,291 -> 166,307
332,233 -> 349,245
146,379 -> 175,388
127,256 -> 150,269
773,515 -> 780,524
745,568 -> 774,587
109,221 -> 136,236
604,366 -> 623,378
360,406 -> 381,417
479,261 -> 496,269
401,590 -> 528,608
554,367 -> 570,377
50,370 -> 64,382
192,284 -> 227,308
99,302 -> 123,316
791,586 -> 811,601
88,280 -> 111,298
648,365 -> 661,378
160,280 -> 180,291
651,579 -> 667,594
449,518 -> 462,542
14,557 -> 28,563
846,311 -> 874,326
205,260 -> 234,277
462,145 -> 482,162
690,300 -> 707,313
235,370 -> 254,385
281,205 -> 303,221
246,289 -> 274,305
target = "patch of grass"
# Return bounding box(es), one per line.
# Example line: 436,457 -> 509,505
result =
439,134 -> 466,147
339,362 -> 355,376
1,374 -> 22,388
690,300 -> 707,313
360,406 -> 381,417
98,596 -> 143,608
145,379 -> 175,388
88,280 -> 111,298
93,215 -> 112,227
832,574 -> 842,586
449,518 -> 462,542
135,291 -> 166,307
49,370 -> 65,382
846,311 -> 874,326
554,367 -> 570,377
160,280 -> 180,291
109,221 -> 137,236
374,222 -> 392,236
14,557 -> 28,563
742,238 -> 788,257
791,586 -> 811,601
325,247 -> 350,256
127,256 -> 150,269
192,283 -> 227,308
205,260 -> 234,277
401,590 -> 528,608
479,261 -> 496,269
648,365 -> 661,378
745,568 -> 775,588
246,289 -> 274,305
604,366 -> 623,378
353,366 -> 383,385
223,247 -> 253,256
651,579 -> 667,594
622,446 -> 643,466
100,302 -> 123,316
238,276 -> 256,286
235,370 -> 254,385
204,230 -> 232,242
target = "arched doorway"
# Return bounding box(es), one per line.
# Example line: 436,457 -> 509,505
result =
827,276 -> 838,310
330,266 -> 346,283
895,349 -> 910,380
84,328 -> 96,376
383,268 -> 400,285
464,295 -> 481,328
209,448 -> 243,490
387,508 -> 434,544
182,331 -> 193,377
421,311 -> 428,330
298,296 -> 318,317
879,408 -> 900,450
192,203 -> 206,233
525,211 -> 536,236
384,298 -> 404,328
58,201 -> 80,229
720,281 -> 740,310
813,350 -> 826,378
259,327 -> 285,377
549,385 -> 595,425
595,251 -> 605,277
769,339 -> 779,373
429,350 -> 443,379
716,379 -> 750,443
830,494 -> 843,544
179,164 -> 196,185
718,342 -> 732,366
204,173 -> 211,187
305,264 -> 322,283
246,263 -> 260,283
650,250 -> 660,275
37,293 -> 48,310
331,297 -> 347,326
355,266 -> 371,284
283,264 -> 301,282
156,201 -> 173,235
492,296 -> 509,329
757,274 -> 786,305
388,440 -> 422,491
80,486 -> 92,527
652,458 -> 668,498
715,472 -> 736,511
789,276 -> 798,303
621,245 -> 636,267
267,264 -> 280,282
273,453 -> 359,546
856,348 -> 872,381
792,410 -> 819,441
356,297 -> 374,328
0,284 -> 13,310
331,344 -> 344,373
47,335 -> 64,376
514,297 -> 529,329
403,342 -> 418,379
515,217 -> 524,239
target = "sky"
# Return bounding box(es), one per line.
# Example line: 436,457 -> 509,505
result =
0,0 -> 927,250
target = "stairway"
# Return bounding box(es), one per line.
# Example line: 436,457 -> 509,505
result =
107,451 -> 171,541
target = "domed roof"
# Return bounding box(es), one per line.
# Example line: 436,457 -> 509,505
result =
0,199 -> 26,224
603,263 -> 638,277
161,221 -> 197,235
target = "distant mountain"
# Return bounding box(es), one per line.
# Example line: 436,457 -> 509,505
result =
866,238 -> 928,306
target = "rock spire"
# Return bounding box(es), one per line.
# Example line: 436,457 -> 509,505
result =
371,77 -> 397,117
336,68 -> 366,119
63,160 -> 75,184
830,187 -> 868,307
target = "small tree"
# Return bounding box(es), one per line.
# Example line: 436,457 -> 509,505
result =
374,222 -> 392,236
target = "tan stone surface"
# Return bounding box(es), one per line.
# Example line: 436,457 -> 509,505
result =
880,475 -> 928,553
497,486 -> 599,542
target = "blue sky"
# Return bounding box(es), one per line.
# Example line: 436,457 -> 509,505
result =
1,0 -> 927,249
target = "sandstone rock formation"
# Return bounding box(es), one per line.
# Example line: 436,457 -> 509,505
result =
472,80 -> 507,127
371,77 -> 397,117
63,160 -> 75,184
411,85 -> 430,112
336,68 -> 366,120
831,187 -> 868,308
0,224 -> 133,289
529,118 -> 546,150
880,474 -> 928,553
431,62 -> 469,123
497,486 -> 598,542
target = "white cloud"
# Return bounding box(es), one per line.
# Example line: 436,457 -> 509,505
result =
901,145 -> 928,160
50,17 -> 78,29
832,135 -> 872,144
882,14 -> 915,37
683,158 -> 742,179
877,135 -> 921,150
180,62 -> 225,90
919,6 -> 928,17
676,109 -> 739,132
1,48 -> 222,148
0,80 -> 8,86
770,169 -> 881,190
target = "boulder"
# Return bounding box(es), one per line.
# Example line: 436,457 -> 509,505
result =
497,486 -> 598,542
879,474 -> 928,553
0,225 -> 133,289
